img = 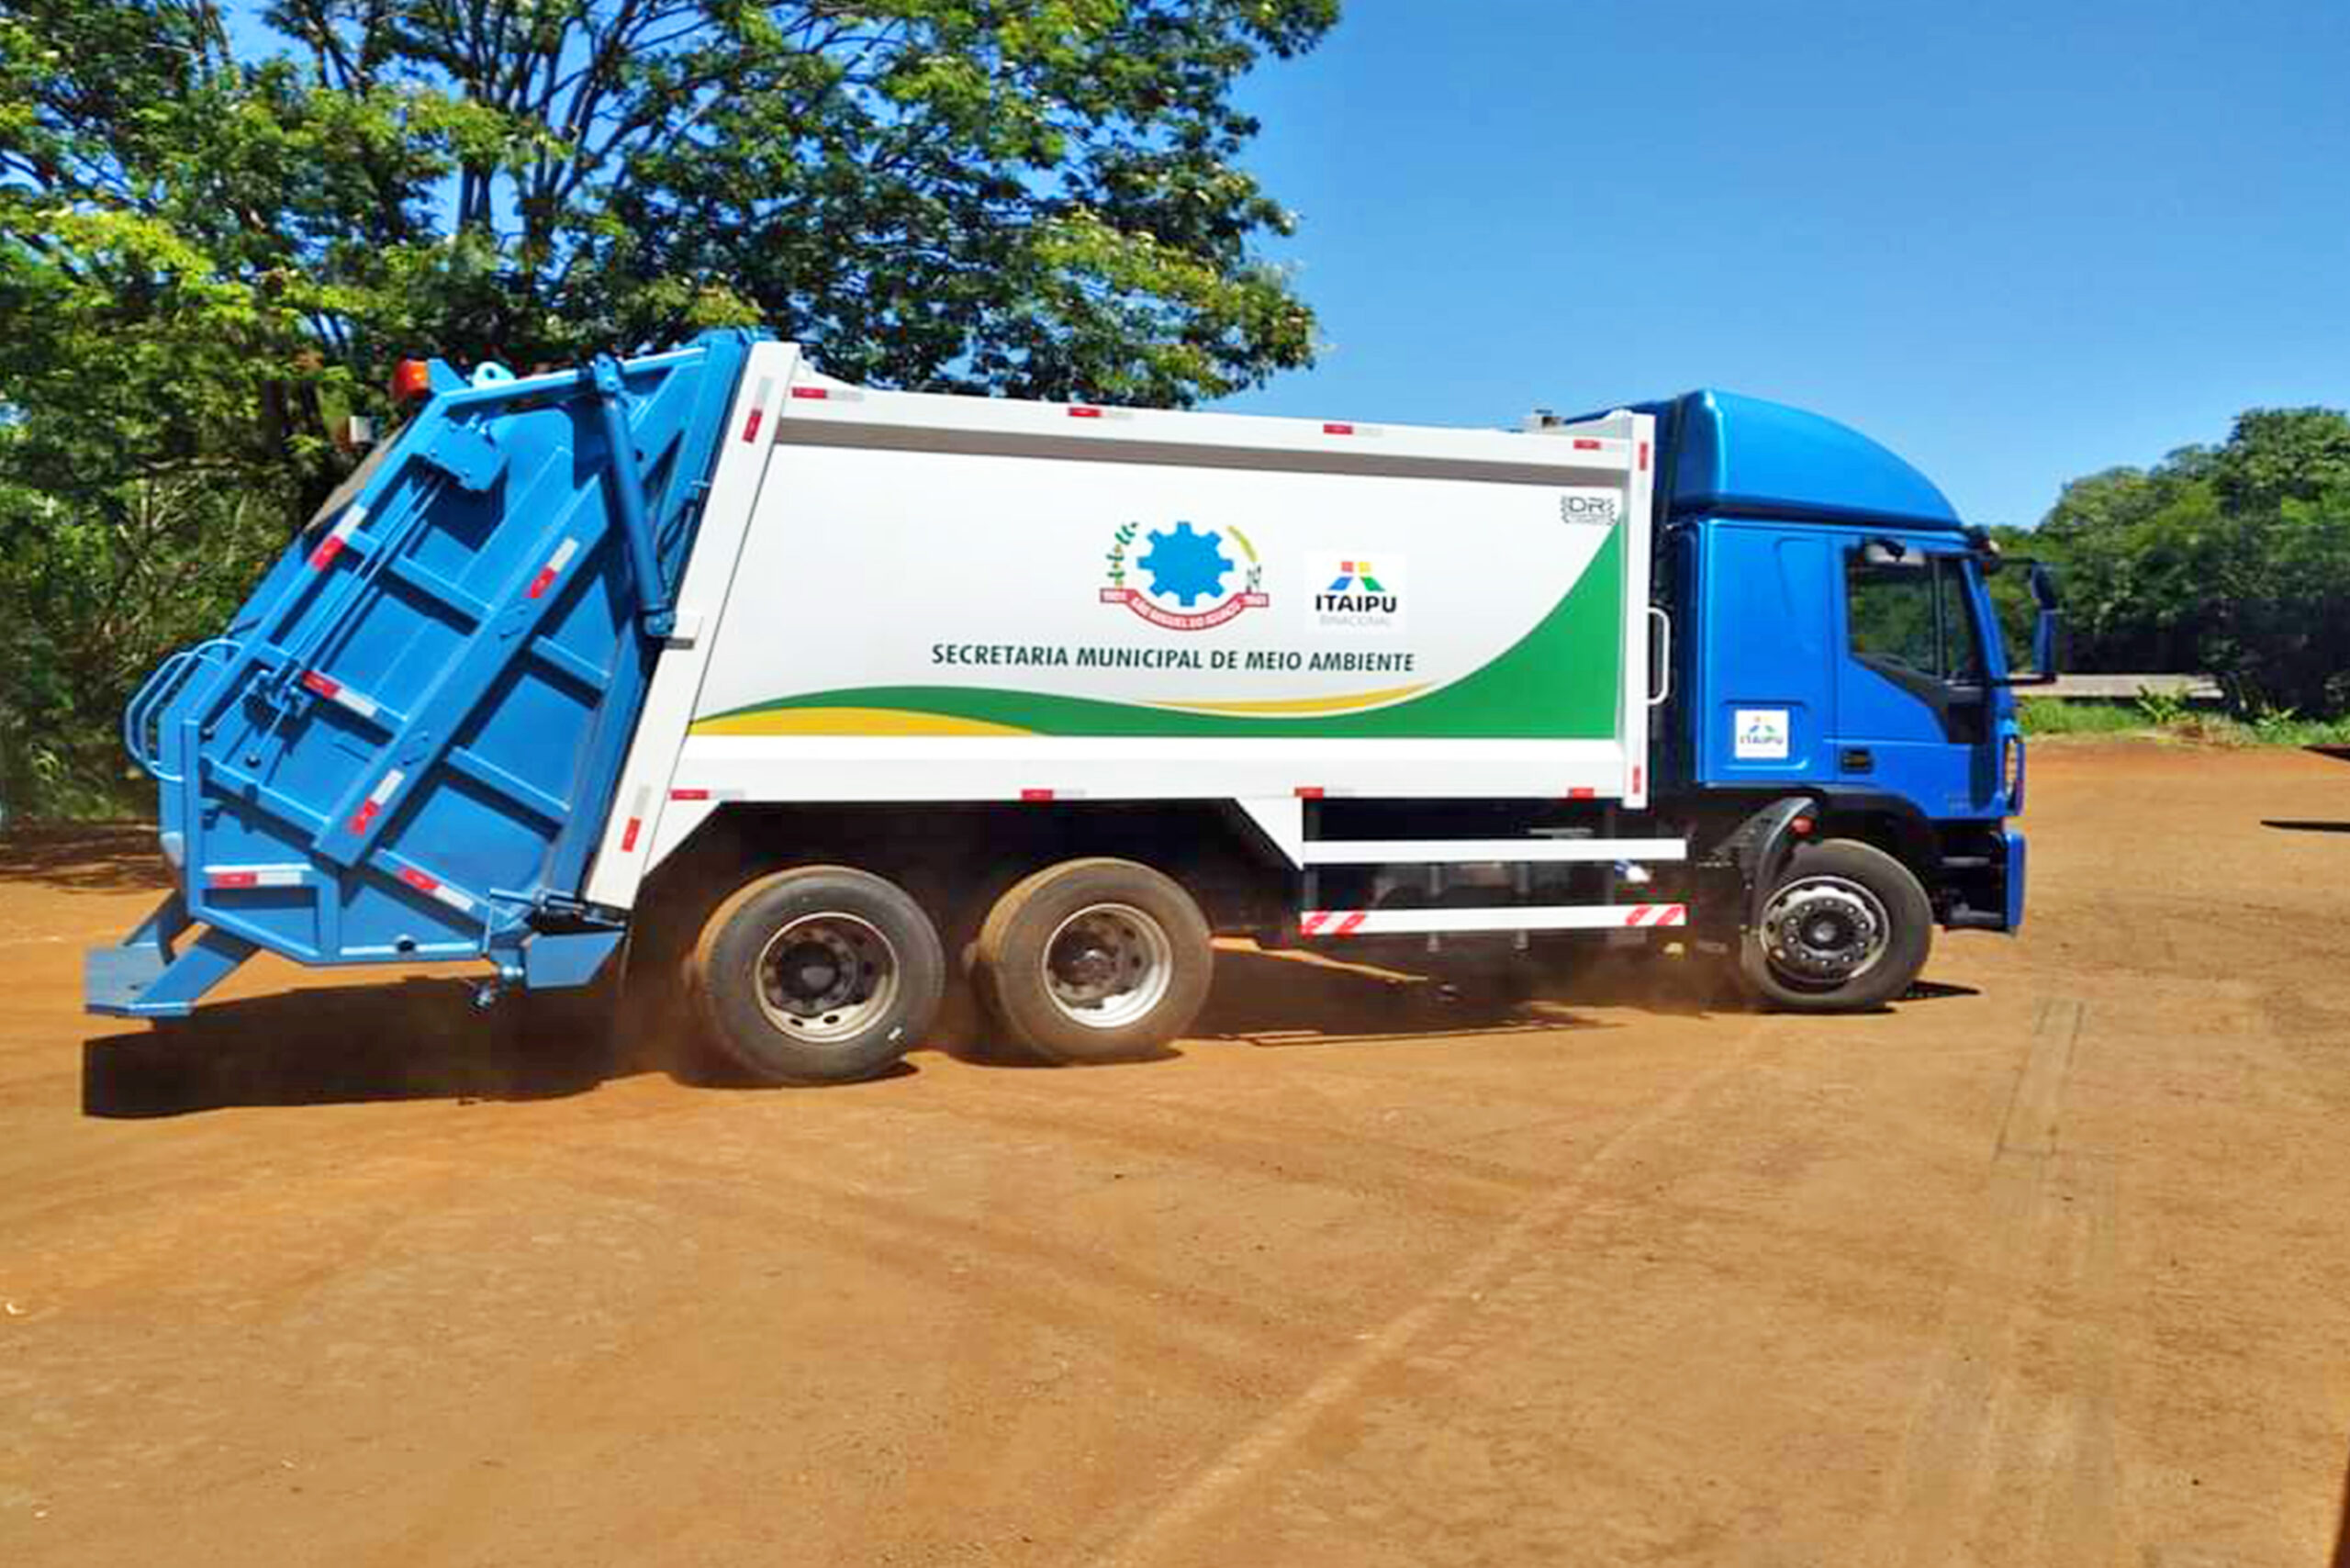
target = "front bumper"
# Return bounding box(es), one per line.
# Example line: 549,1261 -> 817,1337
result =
2002,828 -> 2028,933
1942,825 -> 2025,934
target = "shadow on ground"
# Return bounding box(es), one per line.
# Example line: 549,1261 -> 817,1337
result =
2264,819 -> 2350,834
82,977 -> 660,1118
1192,946 -> 1729,1045
0,823 -> 168,893
84,943 -> 1958,1117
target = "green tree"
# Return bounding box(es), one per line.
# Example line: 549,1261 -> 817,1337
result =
2209,409 -> 2350,516
6,0 -> 1330,417
0,0 -> 1337,812
2032,407 -> 2350,716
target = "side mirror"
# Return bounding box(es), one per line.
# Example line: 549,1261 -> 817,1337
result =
2031,604 -> 2061,680
1860,536 -> 1913,568
1997,563 -> 2063,686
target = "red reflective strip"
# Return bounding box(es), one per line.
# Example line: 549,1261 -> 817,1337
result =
210,871 -> 259,890
669,788 -> 711,801
789,386 -> 829,400
1627,905 -> 1654,927
1067,406 -> 1103,420
308,535 -> 345,570
1299,912 -> 1331,935
398,867 -> 439,894
1334,911 -> 1368,936
1293,786 -> 1326,800
741,407 -> 765,442
301,671 -> 341,700
1569,787 -> 1596,800
348,801 -> 380,835
1638,441 -> 1651,471
526,566 -> 558,599
619,818 -> 642,853
1573,438 -> 1603,450
1322,422 -> 1355,436
1632,765 -> 1643,795
1020,788 -> 1055,802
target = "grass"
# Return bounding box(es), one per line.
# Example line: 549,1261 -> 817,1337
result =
2017,696 -> 2350,747
2016,700 -> 2151,737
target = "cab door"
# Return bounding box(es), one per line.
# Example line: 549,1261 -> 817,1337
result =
1833,539 -> 2000,818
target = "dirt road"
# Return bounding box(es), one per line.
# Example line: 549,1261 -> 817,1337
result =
5,743 -> 2349,1566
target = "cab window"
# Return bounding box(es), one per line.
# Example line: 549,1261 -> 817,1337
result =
1935,559 -> 1984,682
1847,552 -> 1983,686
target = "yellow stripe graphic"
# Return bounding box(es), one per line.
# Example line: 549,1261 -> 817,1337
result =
690,707 -> 1035,737
1147,682 -> 1428,715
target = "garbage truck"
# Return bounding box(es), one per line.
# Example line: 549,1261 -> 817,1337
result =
86,329 -> 2060,1082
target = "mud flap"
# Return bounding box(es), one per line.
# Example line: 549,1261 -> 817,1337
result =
1712,797 -> 1819,933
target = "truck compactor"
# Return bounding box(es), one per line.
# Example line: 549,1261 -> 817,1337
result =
88,329 -> 2059,1081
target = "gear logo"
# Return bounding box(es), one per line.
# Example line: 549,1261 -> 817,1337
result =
1101,519 -> 1269,631
1140,522 -> 1232,607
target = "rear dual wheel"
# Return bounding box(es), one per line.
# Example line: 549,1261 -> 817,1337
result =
688,866 -> 945,1084
972,858 -> 1214,1064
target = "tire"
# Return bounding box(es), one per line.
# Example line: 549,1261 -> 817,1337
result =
1738,838 -> 1932,1013
972,857 -> 1213,1064
688,865 -> 946,1084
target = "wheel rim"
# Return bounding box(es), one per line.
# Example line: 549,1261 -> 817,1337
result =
1040,902 -> 1175,1030
1758,875 -> 1892,989
755,913 -> 901,1044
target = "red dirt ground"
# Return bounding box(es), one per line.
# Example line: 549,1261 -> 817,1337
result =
4,741 -> 2349,1566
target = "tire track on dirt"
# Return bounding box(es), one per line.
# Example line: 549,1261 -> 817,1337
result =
539,1133 -> 1312,1386
1074,1012 -> 1774,1568
912,1075 -> 1550,1220
351,1128 -> 1360,1567
1874,997 -> 2126,1568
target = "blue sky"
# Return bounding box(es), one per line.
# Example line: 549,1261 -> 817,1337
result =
1216,1 -> 2350,526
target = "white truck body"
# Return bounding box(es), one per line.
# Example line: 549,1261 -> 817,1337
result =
589,343 -> 1661,910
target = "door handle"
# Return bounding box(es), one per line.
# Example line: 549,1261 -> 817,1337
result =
1646,607 -> 1672,707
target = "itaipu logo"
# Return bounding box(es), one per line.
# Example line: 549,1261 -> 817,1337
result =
1314,556 -> 1404,632
1100,521 -> 1270,632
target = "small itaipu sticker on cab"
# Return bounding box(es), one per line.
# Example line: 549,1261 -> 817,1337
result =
1732,708 -> 1792,761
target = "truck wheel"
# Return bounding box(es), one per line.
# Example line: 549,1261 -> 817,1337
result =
1739,839 -> 1932,1013
688,866 -> 945,1084
973,858 -> 1213,1064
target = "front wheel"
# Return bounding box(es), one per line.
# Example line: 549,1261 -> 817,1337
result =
1738,839 -> 1932,1013
688,866 -> 946,1084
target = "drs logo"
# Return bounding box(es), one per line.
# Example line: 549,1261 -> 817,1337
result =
1560,489 -> 1621,527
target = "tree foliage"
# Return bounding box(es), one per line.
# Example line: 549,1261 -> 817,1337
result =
2020,407 -> 2350,717
0,0 -> 1336,812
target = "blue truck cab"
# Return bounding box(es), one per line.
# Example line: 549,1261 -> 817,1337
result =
1642,390 -> 2042,949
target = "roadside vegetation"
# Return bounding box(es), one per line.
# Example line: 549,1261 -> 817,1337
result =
2019,692 -> 2350,747
1986,405 -> 2350,734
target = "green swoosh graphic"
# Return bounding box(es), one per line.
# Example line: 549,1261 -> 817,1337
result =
699,529 -> 1623,741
